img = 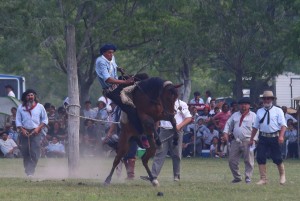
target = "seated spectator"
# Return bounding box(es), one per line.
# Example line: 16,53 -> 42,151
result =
5,85 -> 15,97
82,100 -> 97,119
48,105 -> 58,128
208,99 -> 216,117
214,107 -> 220,115
202,122 -> 219,149
217,135 -> 228,158
5,124 -> 19,144
45,137 -> 65,158
0,132 -> 20,158
285,119 -> 298,159
199,105 -> 210,123
96,100 -> 109,137
84,119 -> 98,142
57,106 -> 68,129
190,91 -> 204,104
6,107 -> 17,127
182,133 -> 201,157
47,121 -> 66,141
210,137 -> 219,157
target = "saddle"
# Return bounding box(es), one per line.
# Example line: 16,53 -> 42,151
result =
120,84 -> 137,108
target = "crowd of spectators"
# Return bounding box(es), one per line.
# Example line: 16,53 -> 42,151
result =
0,89 -> 298,160
181,90 -> 299,159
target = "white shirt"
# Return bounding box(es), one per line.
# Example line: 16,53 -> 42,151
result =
16,103 -> 48,130
0,139 -> 17,155
253,106 -> 287,133
285,113 -> 297,124
83,108 -> 97,118
206,97 -> 212,105
190,98 -> 204,104
223,111 -> 256,140
8,91 -> 15,97
160,99 -> 192,129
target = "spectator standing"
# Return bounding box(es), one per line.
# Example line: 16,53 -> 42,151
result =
190,91 -> 204,104
141,99 -> 192,186
282,106 -> 297,124
285,119 -> 298,159
203,122 -> 219,149
6,107 -> 17,127
5,85 -> 15,98
82,100 -> 97,119
249,91 -> 287,185
205,90 -> 212,105
230,100 -> 239,114
16,89 -> 48,177
213,103 -> 231,132
223,97 -> 256,184
208,99 -> 216,117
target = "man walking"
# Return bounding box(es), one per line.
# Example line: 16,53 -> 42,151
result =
141,99 -> 192,186
16,89 -> 48,177
249,91 -> 287,185
223,97 -> 256,183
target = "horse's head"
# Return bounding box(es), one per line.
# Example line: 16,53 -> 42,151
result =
161,81 -> 183,115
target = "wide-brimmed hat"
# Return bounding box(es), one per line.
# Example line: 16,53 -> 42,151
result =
238,97 -> 251,104
262,91 -> 276,99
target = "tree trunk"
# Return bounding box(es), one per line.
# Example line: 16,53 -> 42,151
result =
234,68 -> 243,100
180,58 -> 192,103
66,24 -> 80,177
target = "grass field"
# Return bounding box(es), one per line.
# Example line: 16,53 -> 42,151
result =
0,157 -> 300,201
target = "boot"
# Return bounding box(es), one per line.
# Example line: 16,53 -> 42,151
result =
125,158 -> 135,180
256,165 -> 267,185
277,163 -> 286,185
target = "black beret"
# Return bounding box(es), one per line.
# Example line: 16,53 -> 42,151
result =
100,44 -> 117,55
238,97 -> 251,104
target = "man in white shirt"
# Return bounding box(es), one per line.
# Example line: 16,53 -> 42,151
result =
0,132 -> 19,158
249,91 -> 287,185
82,100 -> 97,119
16,89 -> 48,177
5,85 -> 16,98
224,97 -> 256,184
141,99 -> 192,186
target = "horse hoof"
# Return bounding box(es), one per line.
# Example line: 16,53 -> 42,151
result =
152,179 -> 160,187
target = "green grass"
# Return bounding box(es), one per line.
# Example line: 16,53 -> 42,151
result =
0,157 -> 300,201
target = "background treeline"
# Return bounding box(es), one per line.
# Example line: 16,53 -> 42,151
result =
0,0 -> 300,106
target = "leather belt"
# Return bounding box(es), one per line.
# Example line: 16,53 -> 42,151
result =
260,131 -> 279,138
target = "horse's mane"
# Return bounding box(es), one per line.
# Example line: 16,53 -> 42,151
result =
137,77 -> 165,99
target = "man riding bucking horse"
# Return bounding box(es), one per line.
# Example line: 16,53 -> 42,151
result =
95,44 -> 150,148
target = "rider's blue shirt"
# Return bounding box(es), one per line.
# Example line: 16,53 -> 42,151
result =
95,55 -> 118,89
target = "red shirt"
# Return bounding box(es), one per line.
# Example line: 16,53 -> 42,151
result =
213,111 -> 231,131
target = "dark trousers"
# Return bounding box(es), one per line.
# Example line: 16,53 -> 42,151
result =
19,134 -> 41,175
288,142 -> 299,158
105,86 -> 143,133
256,136 -> 283,165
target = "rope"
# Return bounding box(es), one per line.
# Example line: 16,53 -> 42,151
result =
65,104 -> 120,124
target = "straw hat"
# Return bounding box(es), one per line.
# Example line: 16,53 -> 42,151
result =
262,91 -> 276,99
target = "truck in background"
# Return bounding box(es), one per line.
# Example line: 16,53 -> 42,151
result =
0,74 -> 26,100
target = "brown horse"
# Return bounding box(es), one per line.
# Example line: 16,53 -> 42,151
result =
104,77 -> 181,185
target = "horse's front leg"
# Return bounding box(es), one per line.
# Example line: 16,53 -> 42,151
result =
141,135 -> 157,185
